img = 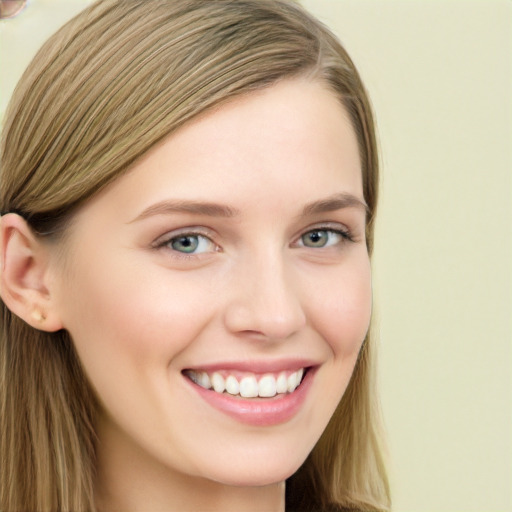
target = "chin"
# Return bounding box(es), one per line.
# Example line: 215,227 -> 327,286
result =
204,453 -> 307,488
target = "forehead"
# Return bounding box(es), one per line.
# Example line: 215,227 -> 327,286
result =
73,79 -> 363,225
137,80 -> 359,184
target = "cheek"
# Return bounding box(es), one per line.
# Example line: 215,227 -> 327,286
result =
57,252 -> 217,389
309,256 -> 372,358
304,256 -> 371,426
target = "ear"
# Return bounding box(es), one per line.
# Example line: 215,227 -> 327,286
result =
0,214 -> 64,332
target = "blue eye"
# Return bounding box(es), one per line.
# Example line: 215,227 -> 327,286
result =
300,229 -> 347,248
168,234 -> 215,254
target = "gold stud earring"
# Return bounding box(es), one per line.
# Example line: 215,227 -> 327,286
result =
31,310 -> 46,323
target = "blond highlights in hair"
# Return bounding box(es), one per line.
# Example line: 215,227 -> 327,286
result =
0,1 -> 390,510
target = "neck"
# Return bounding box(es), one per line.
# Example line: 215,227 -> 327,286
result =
96,475 -> 285,512
94,417 -> 286,512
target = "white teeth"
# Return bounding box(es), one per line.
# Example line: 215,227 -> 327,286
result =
225,375 -> 240,396
258,374 -> 277,398
211,372 -> 225,393
187,368 -> 306,398
239,376 -> 259,398
188,371 -> 200,385
198,372 -> 212,389
287,372 -> 299,392
276,373 -> 288,394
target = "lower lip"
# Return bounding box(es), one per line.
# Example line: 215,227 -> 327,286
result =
185,369 -> 315,426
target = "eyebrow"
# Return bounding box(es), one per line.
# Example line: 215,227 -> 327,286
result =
129,192 -> 367,223
129,200 -> 239,222
301,193 -> 368,216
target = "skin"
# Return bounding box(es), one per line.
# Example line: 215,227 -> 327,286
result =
1,79 -> 371,511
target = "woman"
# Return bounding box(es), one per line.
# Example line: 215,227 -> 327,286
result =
0,1 -> 390,510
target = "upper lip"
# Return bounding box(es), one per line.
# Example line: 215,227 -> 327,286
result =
182,358 -> 320,374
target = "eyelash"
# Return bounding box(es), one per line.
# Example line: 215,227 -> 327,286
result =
153,228 -> 217,259
296,226 -> 354,248
153,225 -> 355,258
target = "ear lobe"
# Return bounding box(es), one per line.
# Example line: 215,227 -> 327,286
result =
0,213 -> 63,332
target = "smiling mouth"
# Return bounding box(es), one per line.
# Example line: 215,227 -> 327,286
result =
182,368 -> 308,399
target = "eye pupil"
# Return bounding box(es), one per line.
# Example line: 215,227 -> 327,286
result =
171,235 -> 199,253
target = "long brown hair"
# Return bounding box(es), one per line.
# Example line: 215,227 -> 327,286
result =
0,1 -> 390,510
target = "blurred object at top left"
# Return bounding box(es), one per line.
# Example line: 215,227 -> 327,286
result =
0,0 -> 28,19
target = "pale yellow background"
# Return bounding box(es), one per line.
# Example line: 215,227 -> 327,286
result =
1,1 -> 511,511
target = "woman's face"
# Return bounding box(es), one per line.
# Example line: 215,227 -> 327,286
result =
51,79 -> 371,487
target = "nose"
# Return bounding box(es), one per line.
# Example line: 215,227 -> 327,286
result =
222,252 -> 307,341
